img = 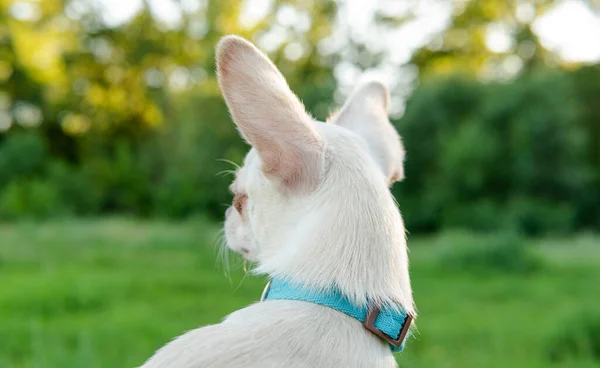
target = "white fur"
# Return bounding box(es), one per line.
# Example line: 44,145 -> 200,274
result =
141,35 -> 415,368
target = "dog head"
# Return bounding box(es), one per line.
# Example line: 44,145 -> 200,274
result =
219,35 -> 413,311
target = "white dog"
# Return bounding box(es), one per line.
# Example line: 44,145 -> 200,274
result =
141,35 -> 416,368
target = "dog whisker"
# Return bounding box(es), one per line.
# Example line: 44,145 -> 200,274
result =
213,228 -> 232,282
233,260 -> 255,294
216,158 -> 241,170
216,169 -> 237,177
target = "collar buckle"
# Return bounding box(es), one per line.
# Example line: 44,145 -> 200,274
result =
363,305 -> 413,348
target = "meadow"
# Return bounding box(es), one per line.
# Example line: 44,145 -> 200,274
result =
0,218 -> 598,368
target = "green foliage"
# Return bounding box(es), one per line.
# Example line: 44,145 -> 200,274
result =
438,231 -> 543,275
548,311 -> 600,362
0,132 -> 66,219
394,68 -> 600,234
441,200 -> 505,232
2,67 -> 598,235
410,0 -> 552,78
45,161 -> 100,215
0,131 -> 99,219
0,178 -> 68,220
506,197 -> 576,236
0,0 -> 598,236
0,131 -> 48,187
568,65 -> 600,230
0,0 -> 341,222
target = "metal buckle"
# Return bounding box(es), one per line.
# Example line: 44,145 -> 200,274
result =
362,305 -> 413,347
260,280 -> 272,302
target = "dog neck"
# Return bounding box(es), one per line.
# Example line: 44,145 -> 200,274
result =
254,152 -> 415,316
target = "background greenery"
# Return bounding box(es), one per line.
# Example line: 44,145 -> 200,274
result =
0,0 -> 598,367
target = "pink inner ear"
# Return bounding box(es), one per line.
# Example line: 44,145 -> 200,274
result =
327,81 -> 405,184
266,140 -> 324,191
216,35 -> 324,192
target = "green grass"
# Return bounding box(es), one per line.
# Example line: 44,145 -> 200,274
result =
0,219 -> 598,367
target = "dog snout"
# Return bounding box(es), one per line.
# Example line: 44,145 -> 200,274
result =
225,206 -> 233,218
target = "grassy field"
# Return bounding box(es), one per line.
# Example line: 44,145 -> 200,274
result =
0,219 -> 598,367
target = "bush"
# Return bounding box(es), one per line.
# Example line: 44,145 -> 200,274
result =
0,68 -> 598,231
395,69 -> 596,235
506,198 -> 576,236
547,311 -> 600,362
439,232 -> 543,275
45,161 -> 100,215
441,200 -> 505,232
0,131 -> 48,189
0,179 -> 65,220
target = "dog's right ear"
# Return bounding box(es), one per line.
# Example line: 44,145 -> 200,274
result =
328,81 -> 406,184
216,35 -> 324,191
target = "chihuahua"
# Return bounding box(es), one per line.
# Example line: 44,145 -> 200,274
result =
141,35 -> 416,368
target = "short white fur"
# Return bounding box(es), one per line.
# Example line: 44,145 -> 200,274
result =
141,35 -> 416,368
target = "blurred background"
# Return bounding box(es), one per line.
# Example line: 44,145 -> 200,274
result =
0,0 -> 599,367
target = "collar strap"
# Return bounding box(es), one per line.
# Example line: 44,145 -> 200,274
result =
260,279 -> 413,352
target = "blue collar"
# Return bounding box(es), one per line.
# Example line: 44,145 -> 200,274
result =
260,278 -> 413,352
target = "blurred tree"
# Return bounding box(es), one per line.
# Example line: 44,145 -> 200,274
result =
393,69 -> 597,235
411,0 -> 555,80
0,0 -> 598,233
0,0 -> 339,217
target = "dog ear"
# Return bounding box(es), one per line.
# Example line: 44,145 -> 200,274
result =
328,81 -> 405,184
216,35 -> 324,190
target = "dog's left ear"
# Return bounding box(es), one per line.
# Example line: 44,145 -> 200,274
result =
216,35 -> 324,191
328,81 -> 406,184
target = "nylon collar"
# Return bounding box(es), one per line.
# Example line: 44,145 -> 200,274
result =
260,278 -> 412,352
